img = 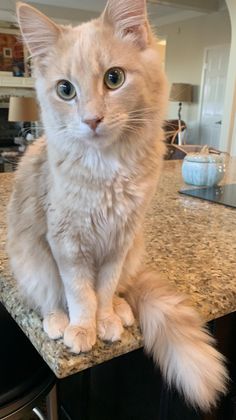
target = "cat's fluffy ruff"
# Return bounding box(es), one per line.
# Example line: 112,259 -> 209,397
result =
7,0 -> 227,411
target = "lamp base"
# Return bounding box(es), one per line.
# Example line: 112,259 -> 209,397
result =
177,102 -> 183,145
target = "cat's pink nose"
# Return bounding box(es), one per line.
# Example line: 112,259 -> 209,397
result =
83,116 -> 104,131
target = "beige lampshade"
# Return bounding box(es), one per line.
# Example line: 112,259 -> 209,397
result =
169,83 -> 193,103
8,96 -> 39,122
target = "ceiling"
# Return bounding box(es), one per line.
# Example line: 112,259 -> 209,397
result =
0,0 -> 226,27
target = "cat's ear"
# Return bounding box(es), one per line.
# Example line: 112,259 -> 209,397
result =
102,0 -> 149,49
16,2 -> 61,58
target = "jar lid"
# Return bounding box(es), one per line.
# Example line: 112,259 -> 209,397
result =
184,153 -> 225,163
183,146 -> 225,163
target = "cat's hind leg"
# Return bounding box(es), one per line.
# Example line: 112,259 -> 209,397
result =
97,233 -> 144,342
113,231 -> 143,329
113,295 -> 134,327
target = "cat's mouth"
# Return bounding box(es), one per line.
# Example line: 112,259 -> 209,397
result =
90,131 -> 100,138
83,129 -> 103,141
73,117 -> 125,148
79,121 -> 104,139
79,127 -> 119,150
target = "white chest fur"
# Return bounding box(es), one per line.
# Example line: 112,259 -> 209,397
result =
46,155 -> 147,264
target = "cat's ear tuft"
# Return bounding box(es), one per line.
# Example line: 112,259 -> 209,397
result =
102,0 -> 149,49
16,2 -> 61,57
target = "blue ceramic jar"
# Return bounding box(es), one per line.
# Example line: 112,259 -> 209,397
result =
182,153 -> 226,187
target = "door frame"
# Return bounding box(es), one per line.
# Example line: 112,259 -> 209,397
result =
198,43 -> 230,147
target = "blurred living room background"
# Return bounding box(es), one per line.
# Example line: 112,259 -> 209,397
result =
0,0 -> 236,171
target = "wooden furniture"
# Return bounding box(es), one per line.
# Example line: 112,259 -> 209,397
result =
163,119 -> 187,145
163,119 -> 187,159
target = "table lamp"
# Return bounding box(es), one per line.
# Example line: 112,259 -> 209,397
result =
8,96 -> 39,151
169,83 -> 193,145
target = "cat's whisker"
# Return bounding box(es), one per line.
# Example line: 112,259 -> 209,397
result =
128,112 -> 155,117
42,126 -> 70,131
127,119 -> 154,123
128,107 -> 156,113
128,107 -> 158,115
107,117 -> 151,132
122,125 -> 144,135
127,115 -> 155,122
21,127 -> 34,135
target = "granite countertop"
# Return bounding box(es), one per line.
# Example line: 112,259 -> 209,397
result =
1,159 -> 236,378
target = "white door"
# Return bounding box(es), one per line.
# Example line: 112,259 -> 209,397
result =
199,45 -> 230,149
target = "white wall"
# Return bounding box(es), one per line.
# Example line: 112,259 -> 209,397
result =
222,0 -> 236,155
158,10 -> 231,145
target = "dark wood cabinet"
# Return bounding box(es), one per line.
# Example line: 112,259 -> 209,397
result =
58,312 -> 236,420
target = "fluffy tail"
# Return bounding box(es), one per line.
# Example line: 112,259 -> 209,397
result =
123,270 -> 228,411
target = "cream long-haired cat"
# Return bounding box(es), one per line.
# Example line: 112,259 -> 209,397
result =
8,0 -> 227,411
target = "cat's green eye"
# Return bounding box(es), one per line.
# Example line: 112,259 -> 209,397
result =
104,68 -> 125,90
56,80 -> 76,101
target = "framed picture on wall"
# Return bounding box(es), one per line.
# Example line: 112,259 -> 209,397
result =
0,29 -> 25,76
3,47 -> 13,58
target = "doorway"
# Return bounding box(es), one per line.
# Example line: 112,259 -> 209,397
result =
199,44 -> 230,149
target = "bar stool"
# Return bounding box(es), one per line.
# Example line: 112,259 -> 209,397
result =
0,302 -> 58,420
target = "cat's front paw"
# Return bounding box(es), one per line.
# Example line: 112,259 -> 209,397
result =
43,310 -> 69,339
113,296 -> 135,327
64,324 -> 96,353
97,313 -> 124,342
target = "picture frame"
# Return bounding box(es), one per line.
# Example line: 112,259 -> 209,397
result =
0,28 -> 26,76
3,47 -> 12,58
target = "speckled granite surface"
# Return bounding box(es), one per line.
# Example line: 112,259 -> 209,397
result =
1,159 -> 236,378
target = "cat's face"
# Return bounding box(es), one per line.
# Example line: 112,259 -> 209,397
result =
17,0 -> 167,151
